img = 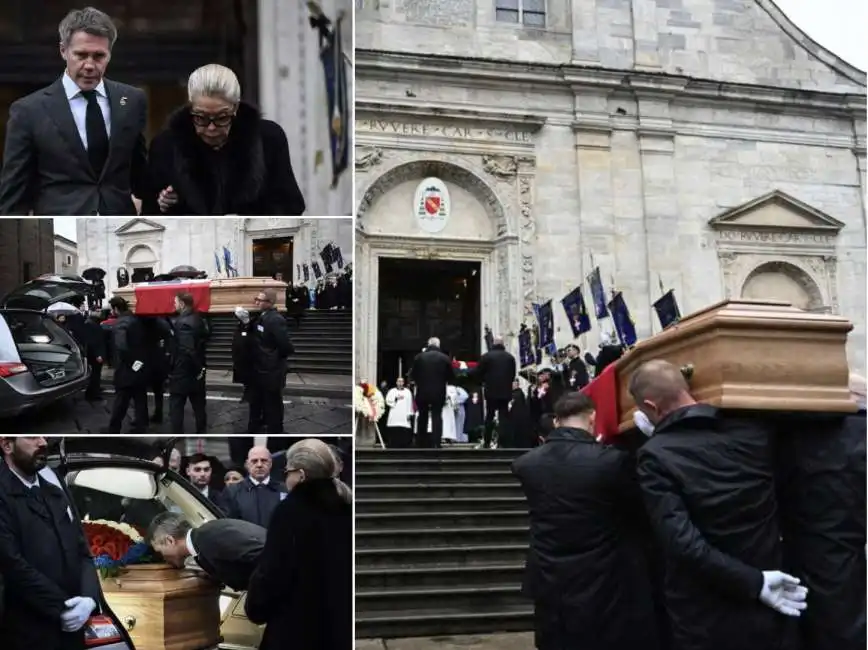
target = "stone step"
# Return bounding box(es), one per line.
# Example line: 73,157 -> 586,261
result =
356,526 -> 529,550
356,483 -> 523,500
355,603 -> 533,640
356,496 -> 527,514
355,510 -> 528,531
355,563 -> 525,591
355,544 -> 527,569
356,583 -> 525,615
355,457 -> 517,473
355,470 -> 515,486
356,448 -> 526,461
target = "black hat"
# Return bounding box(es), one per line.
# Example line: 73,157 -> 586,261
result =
565,343 -> 580,352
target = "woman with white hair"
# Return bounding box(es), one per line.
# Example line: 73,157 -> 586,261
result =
144,63 -> 305,215
245,438 -> 352,649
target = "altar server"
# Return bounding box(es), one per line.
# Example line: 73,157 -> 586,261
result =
385,377 -> 415,448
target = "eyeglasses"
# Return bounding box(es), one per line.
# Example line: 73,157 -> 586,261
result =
254,297 -> 271,304
284,467 -> 301,476
191,112 -> 234,128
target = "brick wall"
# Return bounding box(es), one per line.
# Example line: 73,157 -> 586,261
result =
0,219 -> 55,295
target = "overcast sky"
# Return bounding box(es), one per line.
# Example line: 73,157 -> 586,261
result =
51,2 -> 863,244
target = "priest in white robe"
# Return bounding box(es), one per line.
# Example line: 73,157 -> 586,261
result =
454,385 -> 469,442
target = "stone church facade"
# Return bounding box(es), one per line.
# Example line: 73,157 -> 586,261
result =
77,218 -> 352,297
353,0 -> 867,381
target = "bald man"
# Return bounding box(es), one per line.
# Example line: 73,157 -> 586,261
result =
248,288 -> 294,435
219,446 -> 287,528
629,360 -> 802,650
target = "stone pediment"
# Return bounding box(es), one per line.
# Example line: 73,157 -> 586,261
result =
708,190 -> 844,233
115,218 -> 166,236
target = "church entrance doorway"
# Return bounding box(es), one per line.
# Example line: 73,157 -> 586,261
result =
377,257 -> 481,384
131,267 -> 154,283
252,237 -> 294,280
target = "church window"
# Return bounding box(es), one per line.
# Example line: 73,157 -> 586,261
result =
495,0 -> 546,27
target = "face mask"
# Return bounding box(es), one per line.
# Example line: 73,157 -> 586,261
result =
633,410 -> 655,437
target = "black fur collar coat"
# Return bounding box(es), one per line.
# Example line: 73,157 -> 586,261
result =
143,101 -> 305,216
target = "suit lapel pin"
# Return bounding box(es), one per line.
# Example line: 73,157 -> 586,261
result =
120,96 -> 127,106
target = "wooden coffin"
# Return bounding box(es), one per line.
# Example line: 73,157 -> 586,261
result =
99,563 -> 222,650
615,299 -> 856,431
113,277 -> 288,313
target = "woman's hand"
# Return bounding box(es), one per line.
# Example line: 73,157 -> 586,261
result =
158,185 -> 178,213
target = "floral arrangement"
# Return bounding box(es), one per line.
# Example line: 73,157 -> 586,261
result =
83,519 -> 155,579
353,382 -> 385,421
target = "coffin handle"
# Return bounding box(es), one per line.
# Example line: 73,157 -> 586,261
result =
680,363 -> 694,382
123,615 -> 136,631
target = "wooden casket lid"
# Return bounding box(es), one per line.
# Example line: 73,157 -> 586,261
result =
615,299 -> 857,431
100,563 -> 219,598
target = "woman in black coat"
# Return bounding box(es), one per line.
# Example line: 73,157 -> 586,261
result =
143,63 -> 305,216
245,438 -> 352,650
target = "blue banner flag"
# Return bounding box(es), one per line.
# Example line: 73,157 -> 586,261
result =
608,292 -> 638,347
222,247 -> 237,277
312,261 -> 323,279
538,300 -> 555,349
587,267 -> 609,320
303,263 -> 310,282
518,326 -> 534,367
313,11 -> 349,188
653,289 -> 682,330
561,286 -> 592,337
213,252 -> 222,275
334,246 -> 344,269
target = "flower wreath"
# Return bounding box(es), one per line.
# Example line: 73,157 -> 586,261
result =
353,382 -> 385,421
83,519 -> 155,579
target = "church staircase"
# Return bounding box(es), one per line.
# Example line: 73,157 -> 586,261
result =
355,447 -> 533,639
205,309 -> 352,376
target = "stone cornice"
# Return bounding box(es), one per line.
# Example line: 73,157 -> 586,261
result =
354,100 -> 548,131
357,49 -> 867,117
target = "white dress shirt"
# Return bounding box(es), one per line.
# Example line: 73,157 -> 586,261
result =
248,477 -> 270,487
62,72 -> 111,150
185,529 -> 198,558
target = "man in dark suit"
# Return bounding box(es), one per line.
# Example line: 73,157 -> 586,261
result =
146,512 -> 266,592
104,296 -> 148,434
410,337 -> 455,448
0,7 -> 148,215
0,437 -> 102,650
473,335 -> 517,448
219,446 -> 287,528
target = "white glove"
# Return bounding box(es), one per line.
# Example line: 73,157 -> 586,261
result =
759,571 -> 808,617
61,596 -> 96,632
633,410 -> 655,437
131,360 -> 143,372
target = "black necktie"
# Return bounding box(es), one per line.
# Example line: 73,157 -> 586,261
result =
82,89 -> 109,176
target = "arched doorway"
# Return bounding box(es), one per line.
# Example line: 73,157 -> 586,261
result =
741,261 -> 825,311
126,244 -> 158,283
355,158 -> 518,383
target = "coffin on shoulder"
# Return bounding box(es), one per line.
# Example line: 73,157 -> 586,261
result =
615,299 -> 856,431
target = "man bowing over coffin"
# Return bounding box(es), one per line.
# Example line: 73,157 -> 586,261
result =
0,7 -> 148,215
147,512 -> 266,592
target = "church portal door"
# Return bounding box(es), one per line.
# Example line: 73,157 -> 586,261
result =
252,237 -> 294,281
377,257 -> 481,385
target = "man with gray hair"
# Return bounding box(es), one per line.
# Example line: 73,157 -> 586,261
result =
146,512 -> 266,591
410,336 -> 455,448
0,6 -> 148,215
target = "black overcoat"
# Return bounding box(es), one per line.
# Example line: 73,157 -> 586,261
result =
143,102 -> 305,216
245,479 -> 352,650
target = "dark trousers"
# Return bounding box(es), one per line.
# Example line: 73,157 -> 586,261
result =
150,377 -> 165,419
484,398 -> 511,447
169,388 -> 207,434
416,400 -> 443,448
108,386 -> 148,434
386,426 -> 414,448
85,358 -> 103,399
248,388 -> 284,434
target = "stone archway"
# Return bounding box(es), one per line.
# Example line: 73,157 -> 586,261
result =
125,244 -> 158,283
741,260 -> 824,311
355,157 -> 530,382
356,159 -> 511,237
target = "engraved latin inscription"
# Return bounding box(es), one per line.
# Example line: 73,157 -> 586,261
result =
359,119 -> 533,142
716,230 -> 835,245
